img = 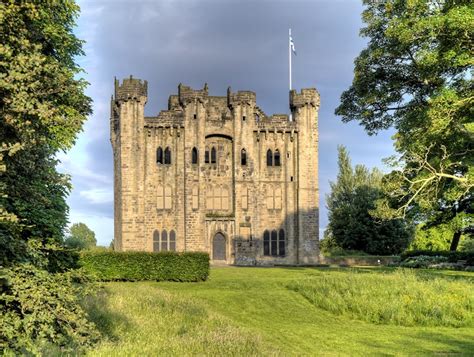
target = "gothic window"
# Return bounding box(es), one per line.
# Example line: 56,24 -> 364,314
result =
205,147 -> 210,163
274,187 -> 282,210
169,230 -> 176,251
274,149 -> 281,166
164,186 -> 172,209
164,147 -> 171,164
241,149 -> 247,166
206,186 -> 213,210
153,230 -> 160,252
192,186 -> 199,210
279,229 -> 286,257
156,147 -> 163,164
266,185 -> 274,209
192,147 -> 198,164
266,149 -> 273,166
161,230 -> 168,251
221,186 -> 229,210
263,230 -> 270,256
271,230 -> 278,256
157,184 -> 164,210
242,186 -> 248,210
211,147 -> 217,164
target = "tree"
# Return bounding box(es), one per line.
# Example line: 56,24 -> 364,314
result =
335,0 -> 473,250
325,146 -> 412,255
0,0 -> 91,266
0,2 -> 99,353
65,223 -> 97,250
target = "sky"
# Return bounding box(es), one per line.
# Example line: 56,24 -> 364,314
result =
59,0 -> 396,247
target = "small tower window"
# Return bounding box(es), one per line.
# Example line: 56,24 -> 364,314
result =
164,147 -> 171,164
266,149 -> 273,166
169,230 -> 176,251
242,115 -> 246,121
263,230 -> 270,256
241,149 -> 247,166
193,113 -> 197,119
192,147 -> 198,164
274,149 -> 281,166
255,113 -> 260,122
279,229 -> 286,257
161,230 -> 168,251
271,230 -> 278,256
205,148 -> 210,163
156,147 -> 163,164
153,230 -> 160,252
211,147 -> 217,164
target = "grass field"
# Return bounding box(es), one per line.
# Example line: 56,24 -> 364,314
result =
85,267 -> 474,356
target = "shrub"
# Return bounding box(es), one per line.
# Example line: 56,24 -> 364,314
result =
80,251 -> 209,282
288,269 -> 473,327
0,265 -> 100,355
400,250 -> 474,265
399,255 -> 448,268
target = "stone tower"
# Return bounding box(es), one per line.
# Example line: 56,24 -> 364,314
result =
111,77 -> 319,265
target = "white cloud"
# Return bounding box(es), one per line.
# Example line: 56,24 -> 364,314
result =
80,188 -> 113,205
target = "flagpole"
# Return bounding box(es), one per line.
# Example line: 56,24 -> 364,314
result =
289,28 -> 292,121
289,28 -> 292,91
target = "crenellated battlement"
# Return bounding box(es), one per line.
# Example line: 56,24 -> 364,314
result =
114,75 -> 148,101
289,88 -> 320,109
178,83 -> 209,105
227,87 -> 256,107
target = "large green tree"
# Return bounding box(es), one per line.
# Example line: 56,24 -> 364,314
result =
0,0 -> 91,266
335,0 -> 473,250
65,223 -> 97,250
325,146 -> 412,255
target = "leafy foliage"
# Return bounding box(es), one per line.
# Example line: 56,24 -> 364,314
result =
325,146 -> 412,255
80,251 -> 210,282
400,250 -> 474,266
0,264 -> 100,355
335,0 -> 473,249
65,222 -> 97,250
289,269 -> 473,327
0,0 -> 92,265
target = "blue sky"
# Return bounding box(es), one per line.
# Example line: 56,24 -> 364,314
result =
60,0 -> 396,246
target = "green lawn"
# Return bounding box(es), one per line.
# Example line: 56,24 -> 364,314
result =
85,267 -> 474,356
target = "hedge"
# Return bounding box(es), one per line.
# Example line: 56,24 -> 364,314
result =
400,250 -> 474,266
80,251 -> 209,282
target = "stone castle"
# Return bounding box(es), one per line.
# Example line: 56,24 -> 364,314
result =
110,76 -> 319,265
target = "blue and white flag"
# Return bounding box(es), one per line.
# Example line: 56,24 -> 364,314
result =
290,35 -> 296,56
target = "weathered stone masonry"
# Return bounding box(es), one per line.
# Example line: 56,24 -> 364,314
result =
111,76 -> 319,265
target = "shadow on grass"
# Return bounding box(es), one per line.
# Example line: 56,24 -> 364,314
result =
82,286 -> 130,342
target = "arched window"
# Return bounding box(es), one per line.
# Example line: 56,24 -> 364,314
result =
271,230 -> 278,256
274,149 -> 281,166
279,229 -> 285,257
192,147 -> 198,164
241,148 -> 247,166
263,230 -> 270,256
164,186 -> 172,209
164,147 -> 171,164
161,230 -> 168,251
211,147 -> 217,164
266,149 -> 273,166
153,230 -> 160,252
222,186 -> 229,210
156,147 -> 163,164
157,185 -> 164,210
169,230 -> 176,251
205,147 -> 210,163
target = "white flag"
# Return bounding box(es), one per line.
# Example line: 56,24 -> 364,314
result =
290,35 -> 296,56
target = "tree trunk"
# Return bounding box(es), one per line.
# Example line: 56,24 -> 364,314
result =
449,230 -> 461,251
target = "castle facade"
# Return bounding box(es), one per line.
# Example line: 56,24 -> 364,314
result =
111,76 -> 319,265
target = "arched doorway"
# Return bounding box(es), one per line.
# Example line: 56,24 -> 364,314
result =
213,232 -> 226,261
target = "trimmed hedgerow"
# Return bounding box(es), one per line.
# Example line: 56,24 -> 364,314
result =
80,251 -> 209,282
400,250 -> 474,265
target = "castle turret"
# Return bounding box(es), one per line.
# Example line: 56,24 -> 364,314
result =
291,88 -> 320,264
111,76 -> 148,251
